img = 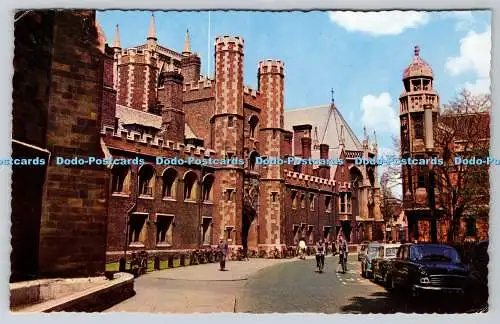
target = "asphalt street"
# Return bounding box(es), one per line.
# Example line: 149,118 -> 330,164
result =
107,255 -> 480,313
238,255 -> 475,313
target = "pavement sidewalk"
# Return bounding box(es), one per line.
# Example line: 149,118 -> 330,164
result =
146,254 -> 344,281
147,257 -> 299,281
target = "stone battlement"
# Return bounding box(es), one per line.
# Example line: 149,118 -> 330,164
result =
119,47 -> 157,59
101,126 -> 217,158
285,170 -> 335,191
243,85 -> 260,98
258,59 -> 285,75
183,77 -> 213,92
215,36 -> 244,51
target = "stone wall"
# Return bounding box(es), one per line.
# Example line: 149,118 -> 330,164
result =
37,10 -> 108,278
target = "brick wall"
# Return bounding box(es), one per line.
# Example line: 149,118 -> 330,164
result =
181,54 -> 201,83
100,46 -> 117,129
37,10 -> 108,278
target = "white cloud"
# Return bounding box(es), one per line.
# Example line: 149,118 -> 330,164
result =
328,11 -> 429,36
360,93 -> 399,134
464,78 -> 491,96
445,27 -> 491,94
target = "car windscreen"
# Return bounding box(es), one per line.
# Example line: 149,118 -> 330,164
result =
367,247 -> 378,256
413,245 -> 461,263
385,247 -> 398,257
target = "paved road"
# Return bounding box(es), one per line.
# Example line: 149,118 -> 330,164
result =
238,255 -> 476,313
107,255 -> 478,313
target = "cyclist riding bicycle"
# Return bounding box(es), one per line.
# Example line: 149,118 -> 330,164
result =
298,238 -> 306,260
315,239 -> 326,272
338,236 -> 348,273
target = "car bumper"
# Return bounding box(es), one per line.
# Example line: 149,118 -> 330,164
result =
412,284 -> 464,295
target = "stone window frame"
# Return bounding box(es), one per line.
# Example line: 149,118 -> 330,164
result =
414,114 -> 424,140
183,170 -> 199,202
225,188 -> 236,202
291,190 -> 298,209
201,216 -> 213,246
225,226 -> 234,243
293,224 -> 300,245
325,195 -> 332,213
271,191 -> 278,203
339,192 -> 352,214
156,213 -> 175,247
202,174 -> 215,202
307,225 -> 314,244
162,167 -> 178,201
128,212 -> 149,247
111,164 -> 131,196
138,164 -> 156,199
309,193 -> 315,211
248,115 -> 259,139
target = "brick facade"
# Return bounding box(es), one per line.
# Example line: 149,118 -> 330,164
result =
100,18 -> 385,260
11,10 -> 108,281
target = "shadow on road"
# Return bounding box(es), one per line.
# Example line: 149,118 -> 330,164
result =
341,289 -> 485,314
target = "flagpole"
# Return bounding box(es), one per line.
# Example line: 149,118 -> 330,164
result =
207,11 -> 211,78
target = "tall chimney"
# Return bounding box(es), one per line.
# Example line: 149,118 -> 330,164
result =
319,144 -> 330,179
292,124 -> 312,157
301,137 -> 312,175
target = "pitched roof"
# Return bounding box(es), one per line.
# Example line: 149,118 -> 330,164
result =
284,104 -> 363,159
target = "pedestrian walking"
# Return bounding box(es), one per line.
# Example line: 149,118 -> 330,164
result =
217,237 -> 228,271
315,239 -> 326,272
338,236 -> 348,273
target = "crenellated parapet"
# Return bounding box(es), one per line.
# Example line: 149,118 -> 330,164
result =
243,85 -> 265,109
183,77 -> 213,91
100,126 -> 217,159
284,170 -> 336,192
215,35 -> 244,52
258,59 -> 285,76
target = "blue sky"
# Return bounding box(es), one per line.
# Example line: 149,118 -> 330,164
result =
97,10 -> 491,162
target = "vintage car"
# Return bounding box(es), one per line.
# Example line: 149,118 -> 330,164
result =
361,242 -> 382,278
358,242 -> 369,261
387,243 -> 469,297
371,243 -> 401,284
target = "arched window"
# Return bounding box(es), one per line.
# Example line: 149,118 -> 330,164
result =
138,164 -> 155,197
162,168 -> 178,199
249,115 -> 259,138
202,174 -> 214,201
248,151 -> 259,171
111,165 -> 130,193
183,171 -> 199,201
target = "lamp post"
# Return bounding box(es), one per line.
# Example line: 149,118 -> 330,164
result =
424,104 -> 437,243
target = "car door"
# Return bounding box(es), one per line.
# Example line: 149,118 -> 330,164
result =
393,245 -> 408,285
374,246 -> 384,278
398,245 -> 411,286
391,245 -> 403,284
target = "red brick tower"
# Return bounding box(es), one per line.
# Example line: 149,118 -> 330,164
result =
115,13 -> 159,111
181,30 -> 201,83
399,45 -> 440,242
212,36 -> 245,246
157,71 -> 185,143
257,59 -> 286,253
